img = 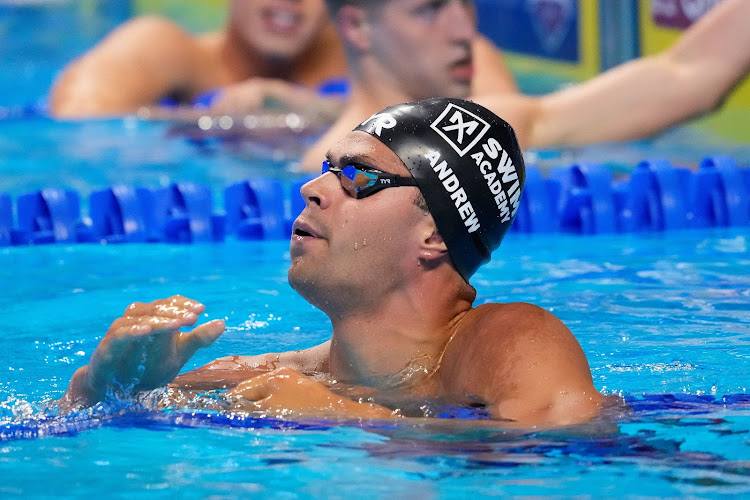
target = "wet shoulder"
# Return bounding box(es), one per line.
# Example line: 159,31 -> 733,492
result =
439,302 -> 576,390
458,302 -> 563,342
118,16 -> 194,42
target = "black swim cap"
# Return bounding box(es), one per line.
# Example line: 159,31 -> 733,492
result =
354,98 -> 525,281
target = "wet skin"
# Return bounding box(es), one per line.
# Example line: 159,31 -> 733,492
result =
61,131 -> 607,428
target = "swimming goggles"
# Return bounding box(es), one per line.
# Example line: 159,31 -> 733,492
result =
322,160 -> 418,199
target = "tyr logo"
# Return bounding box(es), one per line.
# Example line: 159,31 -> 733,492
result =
360,112 -> 397,136
430,103 -> 490,157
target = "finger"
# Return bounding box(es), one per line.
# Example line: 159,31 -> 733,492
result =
125,295 -> 205,316
123,295 -> 205,318
226,372 -> 273,402
107,316 -> 148,335
128,308 -> 200,330
177,319 -> 226,361
103,316 -> 183,354
162,294 -> 204,312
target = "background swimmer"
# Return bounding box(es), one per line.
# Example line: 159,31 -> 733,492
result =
49,0 -> 517,119
50,0 -> 346,118
303,0 -> 750,170
59,98 -> 605,428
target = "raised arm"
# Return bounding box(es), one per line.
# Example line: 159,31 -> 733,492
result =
50,16 -> 208,118
507,0 -> 750,148
470,35 -> 518,96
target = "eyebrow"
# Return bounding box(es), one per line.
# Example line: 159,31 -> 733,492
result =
326,151 -> 381,171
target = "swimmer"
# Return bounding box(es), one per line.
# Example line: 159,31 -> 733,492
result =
303,0 -> 750,170
49,0 -> 517,119
49,0 -> 346,118
60,97 -> 606,428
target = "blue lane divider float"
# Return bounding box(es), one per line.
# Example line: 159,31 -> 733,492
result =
691,155 -> 749,228
89,185 -> 155,243
0,193 -> 12,246
151,183 -> 225,243
1,155 -> 748,246
14,188 -> 94,245
619,159 -> 691,232
550,163 -> 618,234
512,166 -> 560,233
224,179 -> 286,240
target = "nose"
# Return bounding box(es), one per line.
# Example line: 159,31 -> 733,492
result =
299,172 -> 339,209
445,0 -> 476,42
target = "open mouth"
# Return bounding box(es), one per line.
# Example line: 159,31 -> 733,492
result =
450,58 -> 474,82
262,7 -> 303,35
292,220 -> 321,239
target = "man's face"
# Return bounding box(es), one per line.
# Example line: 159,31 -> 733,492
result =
229,0 -> 329,61
288,132 -> 427,311
368,0 -> 477,99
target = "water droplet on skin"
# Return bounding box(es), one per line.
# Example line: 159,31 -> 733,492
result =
362,239 -> 367,246
354,242 -> 358,250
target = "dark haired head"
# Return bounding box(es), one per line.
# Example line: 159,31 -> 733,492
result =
354,97 -> 526,281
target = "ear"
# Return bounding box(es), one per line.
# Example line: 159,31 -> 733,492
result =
335,5 -> 372,52
418,226 -> 449,262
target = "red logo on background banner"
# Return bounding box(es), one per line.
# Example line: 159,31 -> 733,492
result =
652,0 -> 724,29
526,0 -> 575,54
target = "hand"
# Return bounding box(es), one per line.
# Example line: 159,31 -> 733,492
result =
208,78 -> 343,121
208,78 -> 276,115
61,295 -> 225,411
226,367 -> 395,419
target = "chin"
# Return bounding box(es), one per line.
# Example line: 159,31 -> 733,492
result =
287,262 -> 315,295
288,272 -> 327,311
262,31 -> 317,58
260,45 -> 302,62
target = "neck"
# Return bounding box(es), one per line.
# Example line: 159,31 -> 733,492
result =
220,27 -> 270,81
346,56 -> 417,113
290,23 -> 348,86
326,269 -> 473,390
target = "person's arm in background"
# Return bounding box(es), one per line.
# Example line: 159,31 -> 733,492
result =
207,78 -> 346,121
50,16 -> 210,118
470,34 -> 518,96
479,0 -> 750,149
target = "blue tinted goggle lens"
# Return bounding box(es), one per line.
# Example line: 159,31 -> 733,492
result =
321,160 -> 417,199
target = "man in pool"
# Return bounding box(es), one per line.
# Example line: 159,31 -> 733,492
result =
59,97 -> 605,428
302,0 -> 750,170
49,0 -> 517,118
50,0 -> 346,118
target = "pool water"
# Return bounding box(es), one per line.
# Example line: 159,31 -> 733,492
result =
1,2 -> 749,498
2,232 -> 749,497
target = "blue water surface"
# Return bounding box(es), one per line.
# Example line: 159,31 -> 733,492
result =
1,2 -> 749,498
1,232 -> 749,497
